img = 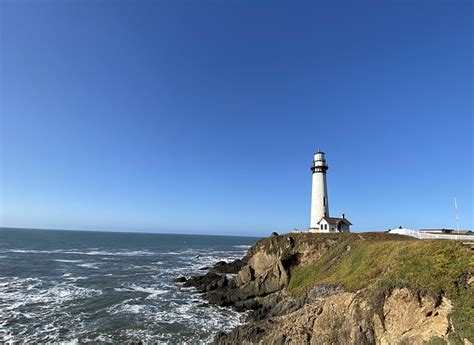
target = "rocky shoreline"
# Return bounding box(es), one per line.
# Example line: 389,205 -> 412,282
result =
175,233 -> 473,345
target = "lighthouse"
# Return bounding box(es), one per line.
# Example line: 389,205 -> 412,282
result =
310,149 -> 329,229
309,150 -> 352,233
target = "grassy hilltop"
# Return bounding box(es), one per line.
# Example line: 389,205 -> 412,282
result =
252,232 -> 474,343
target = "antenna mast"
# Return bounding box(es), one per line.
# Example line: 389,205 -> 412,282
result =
454,195 -> 460,231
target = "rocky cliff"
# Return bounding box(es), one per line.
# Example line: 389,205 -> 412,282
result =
177,232 -> 473,345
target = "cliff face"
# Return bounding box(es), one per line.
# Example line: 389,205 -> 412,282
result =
219,287 -> 454,345
180,233 -> 473,345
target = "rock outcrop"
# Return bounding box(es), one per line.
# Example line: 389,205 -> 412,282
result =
178,232 -> 473,345
214,288 -> 454,345
373,288 -> 453,345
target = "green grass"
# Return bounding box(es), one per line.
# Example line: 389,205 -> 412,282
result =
449,288 -> 474,343
288,235 -> 471,295
282,233 -> 473,342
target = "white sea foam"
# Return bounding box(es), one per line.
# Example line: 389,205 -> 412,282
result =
55,259 -> 83,263
0,278 -> 102,308
233,245 -> 251,249
106,298 -> 145,315
77,262 -> 100,269
114,285 -> 168,299
132,285 -> 168,298
146,300 -> 249,343
69,250 -> 156,256
64,276 -> 88,282
113,288 -> 132,292
0,276 -> 102,342
7,249 -> 54,254
120,304 -> 145,314
127,264 -> 156,270
6,248 -> 157,257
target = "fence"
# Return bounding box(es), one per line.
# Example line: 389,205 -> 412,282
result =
389,228 -> 474,241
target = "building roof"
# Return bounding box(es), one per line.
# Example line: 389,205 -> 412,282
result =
319,216 -> 352,226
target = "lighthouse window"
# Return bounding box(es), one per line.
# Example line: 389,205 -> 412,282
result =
323,197 -> 326,206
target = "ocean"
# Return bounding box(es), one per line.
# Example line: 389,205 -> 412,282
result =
0,228 -> 259,343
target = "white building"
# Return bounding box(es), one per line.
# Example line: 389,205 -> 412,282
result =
309,150 -> 351,233
317,215 -> 352,233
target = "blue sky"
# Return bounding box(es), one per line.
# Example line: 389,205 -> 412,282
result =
1,1 -> 472,236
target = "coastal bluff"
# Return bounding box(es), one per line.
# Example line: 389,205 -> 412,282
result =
177,232 -> 473,345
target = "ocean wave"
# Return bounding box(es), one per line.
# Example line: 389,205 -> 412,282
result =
114,285 -> 168,298
146,252 -> 243,278
6,249 -> 157,257
0,278 -> 102,308
67,250 -> 157,257
64,275 -> 88,282
77,262 -> 100,269
233,245 -> 251,249
0,236 -> 254,343
103,293 -> 248,343
108,300 -> 146,315
148,301 -> 249,342
131,285 -> 168,298
0,277 -> 102,342
6,249 -> 59,254
120,304 -> 145,314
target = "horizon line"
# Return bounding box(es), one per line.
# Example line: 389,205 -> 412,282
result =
0,226 -> 264,238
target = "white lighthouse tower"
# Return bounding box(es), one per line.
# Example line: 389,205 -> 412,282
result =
310,149 -> 329,230
309,149 -> 352,233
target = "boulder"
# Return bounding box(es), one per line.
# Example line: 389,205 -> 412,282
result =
211,259 -> 245,274
183,272 -> 227,292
